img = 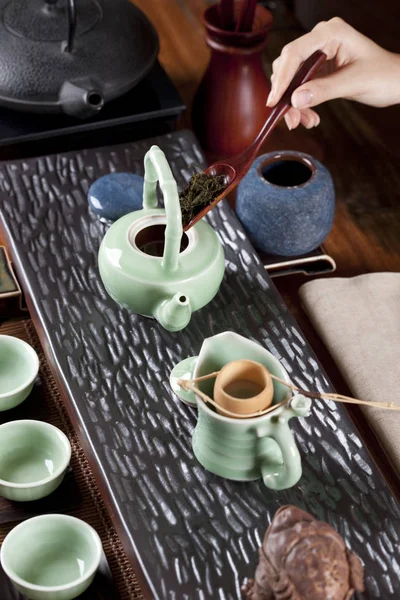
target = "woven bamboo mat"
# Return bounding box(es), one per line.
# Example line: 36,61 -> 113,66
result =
0,318 -> 145,600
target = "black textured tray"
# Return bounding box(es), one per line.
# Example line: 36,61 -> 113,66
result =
0,130 -> 399,599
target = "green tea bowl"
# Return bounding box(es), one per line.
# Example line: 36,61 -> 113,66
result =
1,514 -> 102,600
0,335 -> 39,411
0,420 -> 71,501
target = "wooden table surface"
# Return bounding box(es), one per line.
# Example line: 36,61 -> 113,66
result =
133,0 -> 400,493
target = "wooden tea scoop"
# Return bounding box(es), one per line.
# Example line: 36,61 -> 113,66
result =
183,50 -> 326,231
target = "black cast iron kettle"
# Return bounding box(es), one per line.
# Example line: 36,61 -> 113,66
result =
0,0 -> 159,119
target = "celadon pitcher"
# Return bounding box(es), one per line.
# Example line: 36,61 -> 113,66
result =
98,146 -> 225,331
170,331 -> 311,490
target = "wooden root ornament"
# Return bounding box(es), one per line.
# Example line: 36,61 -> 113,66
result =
242,506 -> 364,600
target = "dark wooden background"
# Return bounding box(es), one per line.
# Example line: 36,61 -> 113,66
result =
293,0 -> 400,52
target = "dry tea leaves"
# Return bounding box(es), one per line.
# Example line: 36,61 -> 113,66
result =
179,172 -> 226,226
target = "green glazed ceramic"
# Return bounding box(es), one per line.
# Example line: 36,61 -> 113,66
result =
0,335 -> 39,411
98,145 -> 225,332
172,331 -> 311,490
1,514 -> 102,600
169,355 -> 198,406
0,420 -> 71,501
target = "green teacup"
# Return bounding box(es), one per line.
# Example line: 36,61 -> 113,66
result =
0,335 -> 39,411
0,420 -> 71,501
0,514 -> 102,600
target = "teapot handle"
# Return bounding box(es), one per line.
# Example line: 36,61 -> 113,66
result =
257,394 -> 311,490
143,145 -> 183,273
64,0 -> 77,53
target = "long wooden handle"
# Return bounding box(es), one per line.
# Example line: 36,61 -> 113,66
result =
249,50 -> 327,159
218,0 -> 234,30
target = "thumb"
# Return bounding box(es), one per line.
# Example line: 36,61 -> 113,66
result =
291,69 -> 354,108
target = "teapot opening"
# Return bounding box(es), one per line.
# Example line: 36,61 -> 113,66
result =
135,224 -> 189,257
260,157 -> 314,187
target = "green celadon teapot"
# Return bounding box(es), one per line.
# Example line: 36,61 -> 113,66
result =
98,145 -> 225,332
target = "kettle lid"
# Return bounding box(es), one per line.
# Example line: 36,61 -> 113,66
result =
3,0 -> 100,42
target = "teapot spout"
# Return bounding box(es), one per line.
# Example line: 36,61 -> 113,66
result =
156,293 -> 192,332
59,80 -> 104,119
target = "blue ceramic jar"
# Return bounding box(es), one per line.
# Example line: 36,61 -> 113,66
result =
236,151 -> 335,256
88,172 -> 144,222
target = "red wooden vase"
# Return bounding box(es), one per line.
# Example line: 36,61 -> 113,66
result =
192,4 -> 273,158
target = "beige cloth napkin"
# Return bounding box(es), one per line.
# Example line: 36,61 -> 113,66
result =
300,272 -> 400,472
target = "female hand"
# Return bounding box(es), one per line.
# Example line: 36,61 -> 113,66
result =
266,17 -> 400,130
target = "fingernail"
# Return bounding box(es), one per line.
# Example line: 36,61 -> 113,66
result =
292,89 -> 312,109
266,89 -> 274,107
284,113 -> 292,130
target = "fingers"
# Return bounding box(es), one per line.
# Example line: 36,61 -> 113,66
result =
291,64 -> 357,108
284,108 -> 301,130
300,108 -> 321,129
284,108 -> 320,130
299,108 -> 320,128
266,17 -> 396,112
266,18 -> 346,108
